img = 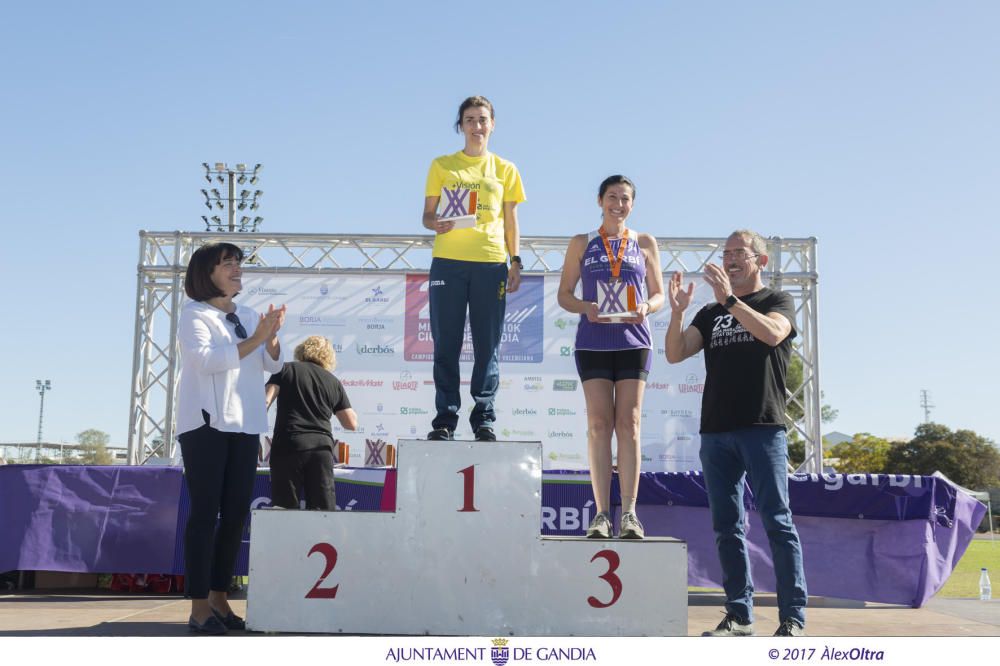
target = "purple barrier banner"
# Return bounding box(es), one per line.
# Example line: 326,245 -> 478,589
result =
0,464 -> 985,607
542,470 -> 953,523
0,465 -> 182,575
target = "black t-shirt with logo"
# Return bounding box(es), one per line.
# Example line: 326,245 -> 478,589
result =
267,361 -> 352,452
691,288 -> 797,434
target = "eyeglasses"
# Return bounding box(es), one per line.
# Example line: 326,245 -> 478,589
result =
225,312 -> 248,339
721,249 -> 758,261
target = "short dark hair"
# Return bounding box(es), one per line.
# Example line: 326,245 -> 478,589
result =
598,175 -> 636,200
454,95 -> 495,133
184,242 -> 244,301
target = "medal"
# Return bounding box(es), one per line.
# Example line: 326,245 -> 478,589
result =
599,227 -> 628,282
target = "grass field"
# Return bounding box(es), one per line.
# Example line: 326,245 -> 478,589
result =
936,537 -> 1000,599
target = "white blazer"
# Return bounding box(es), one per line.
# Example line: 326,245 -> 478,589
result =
176,300 -> 283,437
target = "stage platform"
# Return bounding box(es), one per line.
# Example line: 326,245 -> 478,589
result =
0,590 -> 996,637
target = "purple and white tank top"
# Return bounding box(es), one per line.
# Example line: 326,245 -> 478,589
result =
574,229 -> 651,351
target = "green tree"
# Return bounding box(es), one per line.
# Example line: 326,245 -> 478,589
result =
76,429 -> 114,465
828,433 -> 892,474
785,354 -> 839,427
885,422 -> 1000,489
785,353 -> 838,468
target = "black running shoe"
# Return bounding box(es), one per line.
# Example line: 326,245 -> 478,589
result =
773,619 -> 805,637
474,427 -> 497,442
702,612 -> 754,637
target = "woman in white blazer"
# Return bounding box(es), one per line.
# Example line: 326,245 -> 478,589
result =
177,242 -> 285,634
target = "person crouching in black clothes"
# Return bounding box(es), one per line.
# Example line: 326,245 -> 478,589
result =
265,335 -> 357,510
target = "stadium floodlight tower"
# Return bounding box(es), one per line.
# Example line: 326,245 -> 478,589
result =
200,162 -> 263,232
35,379 -> 51,462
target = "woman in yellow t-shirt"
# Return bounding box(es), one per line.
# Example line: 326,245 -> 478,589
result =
422,95 -> 526,441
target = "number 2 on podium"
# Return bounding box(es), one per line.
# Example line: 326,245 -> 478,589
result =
305,543 -> 340,599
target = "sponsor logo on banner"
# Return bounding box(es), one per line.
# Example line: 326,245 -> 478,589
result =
399,406 -> 429,415
511,408 -> 537,417
647,382 -> 670,390
522,376 -> 544,392
246,286 -> 288,296
547,430 -> 574,439
553,317 -> 573,330
552,379 -> 578,391
310,283 -> 346,300
662,409 -> 694,417
341,379 -> 384,388
392,369 -> 418,391
680,372 -> 704,393
359,316 -> 394,330
548,408 -> 576,416
403,273 -> 544,363
365,285 -> 390,304
547,451 -> 585,462
501,428 -> 535,438
653,318 -> 669,330
560,346 -> 573,356
355,343 -> 395,355
298,315 -> 347,327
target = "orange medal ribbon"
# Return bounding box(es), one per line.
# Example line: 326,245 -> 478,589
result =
598,227 -> 629,280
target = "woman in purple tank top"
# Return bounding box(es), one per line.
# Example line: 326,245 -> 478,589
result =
556,175 -> 665,539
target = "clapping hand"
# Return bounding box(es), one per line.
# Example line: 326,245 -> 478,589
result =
257,304 -> 287,340
702,264 -> 733,305
668,271 -> 695,313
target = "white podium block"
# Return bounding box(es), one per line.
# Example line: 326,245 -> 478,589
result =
246,440 -> 687,636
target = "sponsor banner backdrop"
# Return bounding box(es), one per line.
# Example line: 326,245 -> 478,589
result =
241,273 -> 721,472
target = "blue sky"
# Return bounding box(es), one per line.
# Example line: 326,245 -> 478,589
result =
1,1 -> 997,447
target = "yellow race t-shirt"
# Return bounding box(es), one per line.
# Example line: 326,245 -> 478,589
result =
425,150 -> 526,263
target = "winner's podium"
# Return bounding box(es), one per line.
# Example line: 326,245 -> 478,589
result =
246,440 -> 687,635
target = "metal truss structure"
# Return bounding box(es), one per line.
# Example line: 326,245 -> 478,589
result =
128,232 -> 822,471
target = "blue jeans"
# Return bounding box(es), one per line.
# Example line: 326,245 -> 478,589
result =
699,426 -> 807,626
428,258 -> 507,432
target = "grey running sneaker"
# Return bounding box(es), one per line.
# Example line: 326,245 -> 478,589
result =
585,512 -> 612,539
426,428 -> 454,441
702,612 -> 754,637
619,511 -> 645,539
773,619 -> 806,637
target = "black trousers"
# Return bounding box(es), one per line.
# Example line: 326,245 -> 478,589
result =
269,442 -> 337,511
178,424 -> 259,599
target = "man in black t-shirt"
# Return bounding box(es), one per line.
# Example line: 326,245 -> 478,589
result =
266,336 -> 357,511
665,230 -> 807,638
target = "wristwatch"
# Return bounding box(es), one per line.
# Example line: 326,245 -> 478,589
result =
510,255 -> 523,268
724,294 -> 738,310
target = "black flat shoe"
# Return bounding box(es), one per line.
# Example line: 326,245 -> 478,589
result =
188,614 -> 227,635
211,607 -> 246,631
